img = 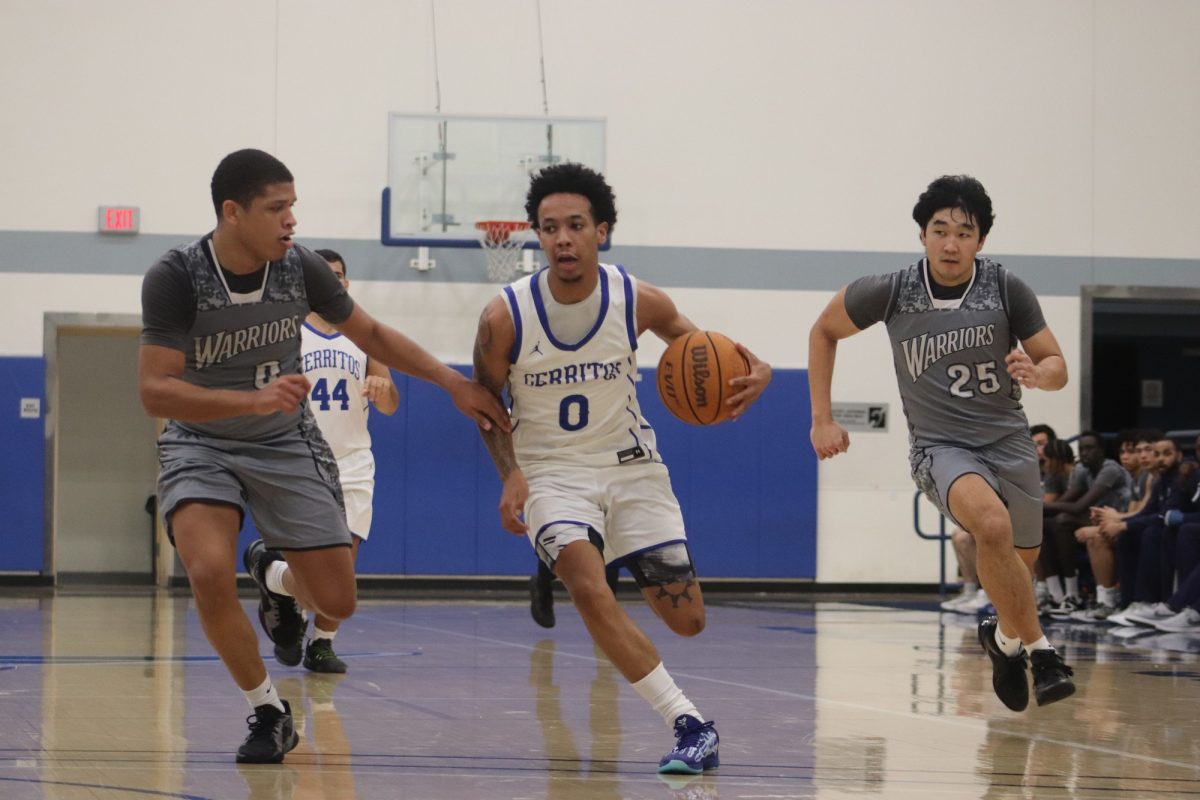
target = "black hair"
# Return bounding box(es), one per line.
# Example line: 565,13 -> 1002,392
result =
1030,424 -> 1057,442
912,175 -> 995,239
1116,428 -> 1139,448
1045,439 -> 1075,465
525,163 -> 617,231
1077,429 -> 1103,446
1137,428 -> 1166,444
210,149 -> 294,220
314,248 -> 346,277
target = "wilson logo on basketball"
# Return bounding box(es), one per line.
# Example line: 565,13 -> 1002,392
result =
656,330 -> 748,427
689,345 -> 710,407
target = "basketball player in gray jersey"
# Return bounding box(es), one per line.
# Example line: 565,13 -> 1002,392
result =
809,175 -> 1075,712
139,149 -> 508,763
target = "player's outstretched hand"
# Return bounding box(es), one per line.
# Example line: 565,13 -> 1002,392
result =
449,375 -> 512,432
364,375 -> 390,405
252,374 -> 310,415
1005,348 -> 1040,388
726,343 -> 772,420
811,420 -> 850,460
499,469 -> 529,535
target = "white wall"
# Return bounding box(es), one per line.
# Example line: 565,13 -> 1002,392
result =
2,0 -> 1196,582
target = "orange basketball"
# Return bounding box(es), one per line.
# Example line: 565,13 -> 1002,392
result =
656,331 -> 750,426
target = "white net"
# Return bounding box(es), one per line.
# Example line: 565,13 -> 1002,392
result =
477,221 -> 532,282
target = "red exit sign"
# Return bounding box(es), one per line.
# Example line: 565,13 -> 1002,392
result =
97,206 -> 140,235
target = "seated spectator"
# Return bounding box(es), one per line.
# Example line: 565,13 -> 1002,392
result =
1034,438 -> 1075,612
1040,432 -> 1130,618
1104,438 -> 1194,626
1072,430 -> 1162,623
1152,492 -> 1200,632
1030,424 -> 1060,611
1125,430 -> 1162,517
1180,432 -> 1200,480
1117,429 -> 1154,513
1031,423 -> 1057,476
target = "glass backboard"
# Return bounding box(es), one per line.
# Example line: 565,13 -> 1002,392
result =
383,113 -> 607,249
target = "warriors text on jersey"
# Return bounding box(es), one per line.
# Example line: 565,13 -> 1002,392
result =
140,234 -> 354,441
843,258 -> 1047,449
300,323 -> 371,460
503,264 -> 659,467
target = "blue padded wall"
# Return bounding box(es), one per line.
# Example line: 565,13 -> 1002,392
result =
0,358 -> 46,573
105,362 -> 816,581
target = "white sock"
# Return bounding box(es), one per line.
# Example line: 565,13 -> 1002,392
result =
994,625 -> 1023,656
631,662 -> 701,727
1098,585 -> 1118,606
1045,575 -> 1065,603
243,675 -> 286,713
1064,576 -> 1079,598
266,560 -> 292,596
312,626 -> 337,642
1034,580 -> 1049,600
1024,635 -> 1052,652
961,581 -> 979,595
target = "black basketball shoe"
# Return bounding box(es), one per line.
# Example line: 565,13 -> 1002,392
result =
243,540 -> 305,667
978,616 -> 1029,712
529,573 -> 555,629
236,699 -> 299,764
303,637 -> 348,674
1030,647 -> 1076,706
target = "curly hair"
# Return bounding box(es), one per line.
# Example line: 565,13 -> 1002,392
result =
912,175 -> 995,238
525,163 -> 617,231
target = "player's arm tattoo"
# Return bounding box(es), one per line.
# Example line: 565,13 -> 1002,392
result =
473,308 -> 520,480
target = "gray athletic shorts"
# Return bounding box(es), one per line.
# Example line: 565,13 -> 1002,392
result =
909,430 -> 1043,549
156,419 -> 351,551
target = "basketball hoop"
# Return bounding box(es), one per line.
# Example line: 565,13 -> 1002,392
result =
476,220 -> 532,282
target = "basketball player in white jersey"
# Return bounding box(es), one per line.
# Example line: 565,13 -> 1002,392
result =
140,149 -> 508,763
472,163 -> 772,774
809,175 -> 1075,712
298,249 -> 398,673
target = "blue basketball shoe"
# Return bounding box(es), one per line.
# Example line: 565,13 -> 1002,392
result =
658,715 -> 719,774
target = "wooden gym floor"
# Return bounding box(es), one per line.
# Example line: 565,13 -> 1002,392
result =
0,589 -> 1197,799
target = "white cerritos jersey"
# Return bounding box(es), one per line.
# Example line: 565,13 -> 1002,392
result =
504,264 -> 659,468
300,322 -> 371,460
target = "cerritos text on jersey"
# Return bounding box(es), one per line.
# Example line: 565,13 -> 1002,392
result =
900,324 -> 996,382
302,348 -> 363,379
194,317 -> 302,370
522,359 -> 625,387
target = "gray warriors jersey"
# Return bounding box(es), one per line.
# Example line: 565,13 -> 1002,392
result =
845,259 -> 1046,449
141,238 -> 352,441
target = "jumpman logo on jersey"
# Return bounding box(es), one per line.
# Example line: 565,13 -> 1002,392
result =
529,340 -> 544,357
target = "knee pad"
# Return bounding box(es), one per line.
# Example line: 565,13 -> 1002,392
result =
624,543 -> 696,588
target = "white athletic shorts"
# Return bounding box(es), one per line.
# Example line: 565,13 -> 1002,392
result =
337,448 -> 376,540
523,461 -> 687,568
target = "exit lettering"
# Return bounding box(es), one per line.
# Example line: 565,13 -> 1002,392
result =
106,208 -> 133,230
97,206 -> 139,235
